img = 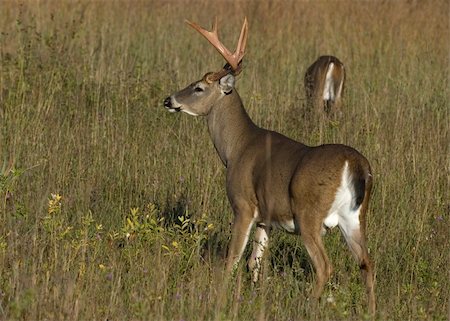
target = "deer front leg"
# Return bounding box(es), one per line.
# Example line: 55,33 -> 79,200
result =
226,203 -> 256,275
248,223 -> 269,282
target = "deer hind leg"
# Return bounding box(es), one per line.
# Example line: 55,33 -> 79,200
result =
248,223 -> 269,282
339,208 -> 376,314
299,216 -> 333,299
226,203 -> 257,274
333,80 -> 344,114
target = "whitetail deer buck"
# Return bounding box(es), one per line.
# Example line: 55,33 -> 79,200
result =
304,55 -> 345,115
163,18 -> 375,314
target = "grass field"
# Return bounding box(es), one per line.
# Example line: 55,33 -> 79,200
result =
0,1 -> 448,320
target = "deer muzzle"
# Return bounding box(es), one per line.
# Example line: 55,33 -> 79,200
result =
163,96 -> 181,113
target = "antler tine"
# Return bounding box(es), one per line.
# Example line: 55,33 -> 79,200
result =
186,17 -> 248,72
185,18 -> 234,68
235,17 -> 248,63
211,16 -> 218,34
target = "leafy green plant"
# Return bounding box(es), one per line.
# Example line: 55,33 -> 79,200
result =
42,193 -> 73,240
0,162 -> 24,195
121,203 -> 165,243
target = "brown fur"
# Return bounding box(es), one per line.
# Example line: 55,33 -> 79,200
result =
164,74 -> 375,314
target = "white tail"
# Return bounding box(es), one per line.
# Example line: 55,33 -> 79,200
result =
163,19 -> 375,314
304,55 -> 345,114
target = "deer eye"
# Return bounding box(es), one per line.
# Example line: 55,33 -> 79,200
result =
194,86 -> 204,92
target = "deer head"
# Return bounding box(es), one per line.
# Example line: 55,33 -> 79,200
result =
164,18 -> 248,116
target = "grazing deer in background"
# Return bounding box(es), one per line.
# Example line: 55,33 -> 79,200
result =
304,55 -> 345,115
163,18 -> 375,314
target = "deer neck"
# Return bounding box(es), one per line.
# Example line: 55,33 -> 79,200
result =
206,90 -> 258,167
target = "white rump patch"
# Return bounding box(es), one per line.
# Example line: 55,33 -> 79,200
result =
323,162 -> 361,237
323,62 -> 335,101
323,212 -> 339,229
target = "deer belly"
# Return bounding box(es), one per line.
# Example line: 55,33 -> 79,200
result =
272,219 -> 296,233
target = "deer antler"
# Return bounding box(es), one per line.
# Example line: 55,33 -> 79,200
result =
186,17 -> 248,82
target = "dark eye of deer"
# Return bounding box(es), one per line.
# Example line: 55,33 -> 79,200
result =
194,86 -> 204,92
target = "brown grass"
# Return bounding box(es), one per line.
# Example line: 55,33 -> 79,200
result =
0,1 -> 448,320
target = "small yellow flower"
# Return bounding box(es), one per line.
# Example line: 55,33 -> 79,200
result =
48,193 -> 63,214
51,193 -> 62,202
99,264 -> 106,271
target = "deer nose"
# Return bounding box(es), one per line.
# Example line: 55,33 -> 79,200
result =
164,97 -> 172,108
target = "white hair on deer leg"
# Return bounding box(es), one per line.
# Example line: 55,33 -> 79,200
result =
249,226 -> 268,282
323,62 -> 336,101
230,216 -> 256,274
237,217 -> 255,262
253,208 -> 260,219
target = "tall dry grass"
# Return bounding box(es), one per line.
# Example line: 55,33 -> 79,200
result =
0,1 -> 448,320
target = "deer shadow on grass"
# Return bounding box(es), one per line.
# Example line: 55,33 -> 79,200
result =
160,193 -> 190,227
264,232 -> 315,280
160,192 -> 229,263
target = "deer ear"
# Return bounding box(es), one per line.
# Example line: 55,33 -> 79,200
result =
219,74 -> 235,95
